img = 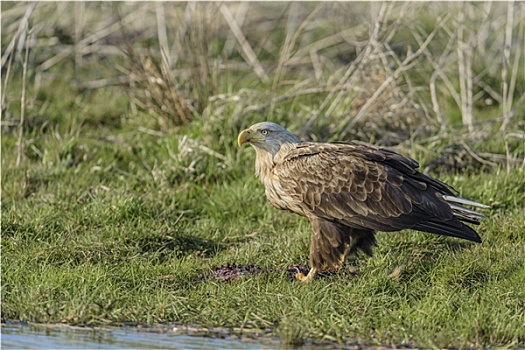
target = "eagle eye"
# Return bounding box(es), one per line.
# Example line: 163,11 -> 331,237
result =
261,130 -> 269,135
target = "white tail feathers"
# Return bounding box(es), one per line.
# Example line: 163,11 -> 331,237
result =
442,195 -> 490,208
443,195 -> 489,222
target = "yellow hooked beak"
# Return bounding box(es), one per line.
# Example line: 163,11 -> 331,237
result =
238,129 -> 265,146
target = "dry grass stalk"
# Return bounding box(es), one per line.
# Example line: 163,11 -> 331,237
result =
74,2 -> 84,70
174,2 -> 219,113
500,2 -> 522,132
292,24 -> 367,61
1,3 -> 36,115
456,3 -> 474,132
247,86 -> 331,113
155,3 -> 170,69
223,2 -> 250,57
219,3 -> 269,83
415,16 -> 456,131
271,3 -> 324,91
272,2 -> 300,91
17,28 -> 32,167
1,3 -> 36,68
325,3 -> 393,123
123,46 -> 194,129
375,4 -> 417,85
504,133 -> 525,174
500,1 -> 513,132
1,45 -> 15,115
302,3 -> 386,132
299,2 -> 439,142
341,61 -> 428,145
338,14 -> 445,136
508,4 -> 523,119
38,4 -> 154,71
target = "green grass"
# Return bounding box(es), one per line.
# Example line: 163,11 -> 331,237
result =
2,2 -> 525,348
3,103 -> 524,347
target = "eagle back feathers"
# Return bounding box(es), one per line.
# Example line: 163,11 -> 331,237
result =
267,142 -> 460,233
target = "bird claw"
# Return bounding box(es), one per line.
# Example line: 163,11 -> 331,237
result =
294,268 -> 317,283
294,272 -> 308,282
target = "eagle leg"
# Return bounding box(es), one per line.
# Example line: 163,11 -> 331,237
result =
295,267 -> 317,283
298,217 -> 352,283
300,218 -> 376,282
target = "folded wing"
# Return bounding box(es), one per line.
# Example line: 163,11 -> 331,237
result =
271,142 -> 483,243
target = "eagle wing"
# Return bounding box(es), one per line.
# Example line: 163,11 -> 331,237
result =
270,142 -> 481,242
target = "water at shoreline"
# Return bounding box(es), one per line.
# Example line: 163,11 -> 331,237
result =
1,322 -> 279,349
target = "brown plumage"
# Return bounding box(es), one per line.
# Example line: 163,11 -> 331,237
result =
238,122 -> 488,282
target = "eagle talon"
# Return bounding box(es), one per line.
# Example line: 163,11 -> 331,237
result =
294,272 -> 307,281
295,267 -> 317,283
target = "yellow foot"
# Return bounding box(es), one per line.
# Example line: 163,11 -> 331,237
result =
294,267 -> 317,283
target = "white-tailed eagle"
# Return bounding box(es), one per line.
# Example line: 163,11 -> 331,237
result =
238,122 -> 488,282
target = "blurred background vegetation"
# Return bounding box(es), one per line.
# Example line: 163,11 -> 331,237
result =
2,2 -> 524,149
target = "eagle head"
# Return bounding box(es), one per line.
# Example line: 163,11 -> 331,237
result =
238,122 -> 299,156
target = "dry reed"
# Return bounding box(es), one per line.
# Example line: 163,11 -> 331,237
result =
1,2 -> 523,155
